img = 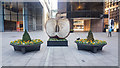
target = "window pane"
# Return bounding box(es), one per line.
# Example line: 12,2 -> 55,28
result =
11,2 -> 18,13
4,15 -> 10,20
18,2 -> 23,14
4,2 -> 10,15
18,14 -> 23,21
11,11 -> 17,21
4,9 -> 10,14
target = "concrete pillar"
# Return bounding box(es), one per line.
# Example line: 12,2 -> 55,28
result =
23,3 -> 28,31
0,2 -> 4,32
42,8 -> 46,31
41,8 -> 43,31
33,8 -> 36,31
33,16 -> 36,31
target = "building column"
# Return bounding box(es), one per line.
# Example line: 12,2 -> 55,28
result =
33,8 -> 36,31
23,3 -> 28,31
33,16 -> 36,31
0,2 -> 4,32
42,8 -> 45,31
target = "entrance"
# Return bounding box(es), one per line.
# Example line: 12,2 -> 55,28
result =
4,20 -> 23,31
3,2 -> 24,32
4,20 -> 16,31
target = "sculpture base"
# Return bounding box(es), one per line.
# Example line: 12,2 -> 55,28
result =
47,38 -> 68,46
47,41 -> 68,46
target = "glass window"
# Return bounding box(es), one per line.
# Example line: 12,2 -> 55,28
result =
4,2 -> 10,10
18,14 -> 23,21
71,2 -> 103,13
11,11 -> 17,21
4,15 -> 10,20
4,9 -> 10,14
18,2 -> 23,14
4,2 -> 11,21
4,2 -> 10,15
10,2 -> 18,14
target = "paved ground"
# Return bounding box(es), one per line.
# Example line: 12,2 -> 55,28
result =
1,31 -> 118,66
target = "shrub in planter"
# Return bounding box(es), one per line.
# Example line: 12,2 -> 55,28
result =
87,30 -> 94,41
75,39 -> 107,46
10,39 -> 43,46
75,30 -> 107,53
22,29 -> 31,42
10,30 -> 43,54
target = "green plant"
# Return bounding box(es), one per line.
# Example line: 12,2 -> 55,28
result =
10,39 -> 43,45
48,38 -> 67,41
87,30 -> 94,41
75,39 -> 107,45
70,29 -> 74,31
22,29 -> 31,42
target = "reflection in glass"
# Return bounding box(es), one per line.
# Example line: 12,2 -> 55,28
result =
18,2 -> 23,14
4,15 -> 10,20
4,9 -> 10,14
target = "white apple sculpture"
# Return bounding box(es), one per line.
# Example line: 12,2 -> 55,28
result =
45,18 -> 70,39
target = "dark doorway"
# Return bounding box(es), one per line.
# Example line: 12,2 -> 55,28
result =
4,20 -> 16,31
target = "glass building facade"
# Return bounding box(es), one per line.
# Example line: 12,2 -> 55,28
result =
67,2 -> 104,18
0,2 -> 44,32
104,1 -> 119,32
58,1 -> 120,32
58,2 -> 104,32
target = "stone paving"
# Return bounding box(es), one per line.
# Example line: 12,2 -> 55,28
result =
1,31 -> 118,66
